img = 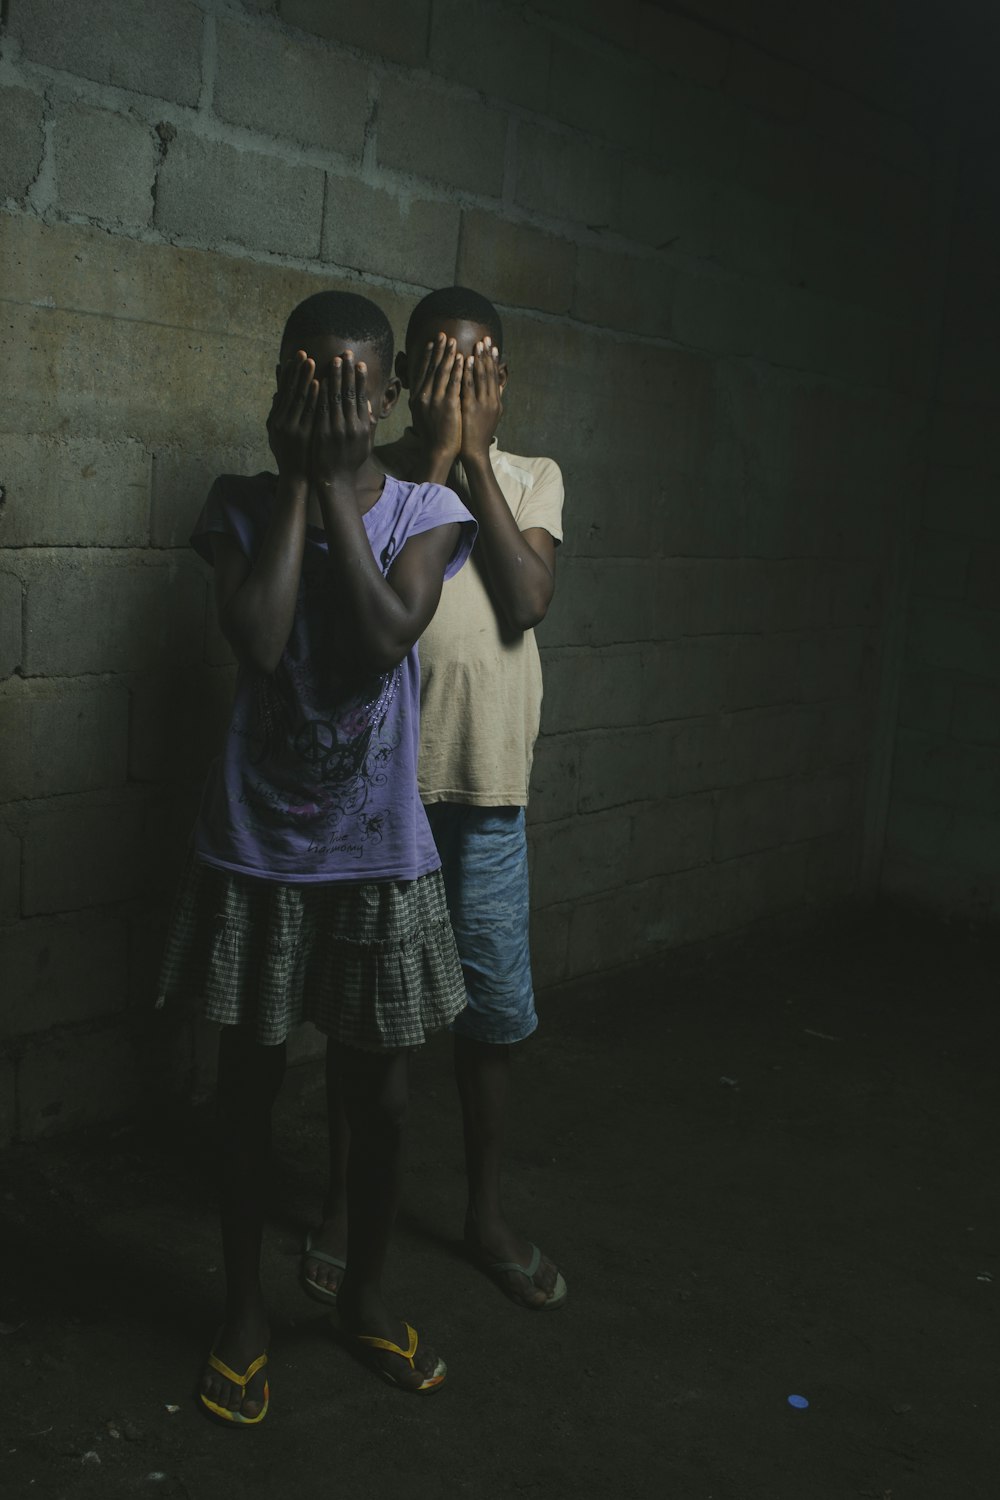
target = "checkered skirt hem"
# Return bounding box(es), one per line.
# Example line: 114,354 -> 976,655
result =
156,853 -> 467,1051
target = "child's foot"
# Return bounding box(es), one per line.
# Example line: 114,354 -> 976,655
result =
302,1207 -> 348,1299
337,1284 -> 445,1392
200,1303 -> 270,1420
464,1214 -> 565,1310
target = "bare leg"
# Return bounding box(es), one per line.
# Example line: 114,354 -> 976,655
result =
302,1041 -> 351,1297
333,1044 -> 443,1387
200,1026 -> 285,1417
455,1035 -> 560,1308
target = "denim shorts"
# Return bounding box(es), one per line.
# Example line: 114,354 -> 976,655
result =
424,803 -> 537,1046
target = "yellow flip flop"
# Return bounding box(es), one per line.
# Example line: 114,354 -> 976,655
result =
199,1348 -> 270,1425
354,1323 -> 446,1393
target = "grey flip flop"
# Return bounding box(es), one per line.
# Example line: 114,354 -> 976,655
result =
479,1242 -> 567,1311
301,1230 -> 347,1307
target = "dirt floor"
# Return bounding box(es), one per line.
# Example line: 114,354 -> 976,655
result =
1,909 -> 997,1500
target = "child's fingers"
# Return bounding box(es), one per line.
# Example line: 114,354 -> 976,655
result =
355,361 -> 369,422
461,355 -> 475,406
289,355 -> 316,419
302,376 -> 320,425
330,357 -> 343,420
472,342 -> 485,403
340,350 -> 356,413
448,352 -> 464,397
432,339 -> 457,400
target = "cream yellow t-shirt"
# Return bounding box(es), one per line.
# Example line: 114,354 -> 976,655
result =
377,433 -> 564,806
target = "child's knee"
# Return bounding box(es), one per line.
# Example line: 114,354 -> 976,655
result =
341,1057 -> 409,1136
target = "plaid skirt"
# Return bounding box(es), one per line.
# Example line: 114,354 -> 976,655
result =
156,852 -> 467,1051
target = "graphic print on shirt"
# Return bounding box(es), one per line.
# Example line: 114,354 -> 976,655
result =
235,564 -> 402,859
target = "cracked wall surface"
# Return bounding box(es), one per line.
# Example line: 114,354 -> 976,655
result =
0,0 -> 992,1138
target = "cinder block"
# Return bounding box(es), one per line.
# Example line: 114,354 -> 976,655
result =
642,638 -> 732,722
378,77 -> 507,198
0,679 -> 129,802
456,212 -> 575,317
51,103 -> 157,228
943,808 -> 1000,874
514,124 -> 620,227
577,725 -> 674,813
154,133 -> 325,258
22,789 -> 169,916
806,81 -> 930,178
805,828 -> 860,902
527,734 -> 578,824
0,85 -> 45,203
906,602 -> 1000,684
529,901 -> 569,989
16,1025 -> 139,1140
647,75 -> 742,182
884,795 -> 952,863
0,573 -> 22,679
881,851 -> 1000,921
23,552 -> 206,676
151,445 -> 268,549
809,146 -> 932,245
533,0 -> 639,47
429,0 -> 550,112
637,5 -> 727,83
723,703 -> 831,788
897,667 -> 954,735
1,300 -> 272,453
279,0 -> 430,66
709,182 -> 795,278
0,913 -> 128,1040
952,682 -> 1000,745
725,635 -> 801,712
613,163 -> 715,253
798,630 -> 867,704
892,728 -> 1000,814
713,772 -> 852,860
923,466 -> 1000,544
791,214 -> 933,319
965,539 -> 1000,613
1,434 -> 150,546
572,245 -> 671,339
11,0 -> 202,106
0,1056 -> 14,1148
723,40 -> 807,121
540,560 -> 657,649
0,823 -> 20,918
727,840 -> 812,928
215,18 -> 368,158
530,809 -> 630,906
564,876 -> 674,978
128,668 -> 236,782
548,40 -> 648,150
322,177 -> 460,290
911,527 -> 971,600
539,649 -> 642,736
629,794 -> 713,881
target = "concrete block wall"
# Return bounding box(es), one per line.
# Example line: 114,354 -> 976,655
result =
882,142 -> 1000,919
0,0 -> 961,1139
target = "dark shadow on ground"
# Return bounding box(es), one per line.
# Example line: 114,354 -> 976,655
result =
2,910 -> 998,1500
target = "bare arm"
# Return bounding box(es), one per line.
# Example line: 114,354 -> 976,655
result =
213,352 -> 319,674
313,352 -> 461,680
409,336 -> 556,633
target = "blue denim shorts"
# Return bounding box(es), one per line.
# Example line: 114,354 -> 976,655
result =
424,803 -> 537,1046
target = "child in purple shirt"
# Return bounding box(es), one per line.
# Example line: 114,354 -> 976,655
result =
157,291 -> 474,1419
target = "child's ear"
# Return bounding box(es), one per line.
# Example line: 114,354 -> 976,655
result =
378,375 -> 402,420
394,349 -> 409,389
497,360 -> 509,395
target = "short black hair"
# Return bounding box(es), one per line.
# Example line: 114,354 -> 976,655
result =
280,291 -> 394,378
405,286 -> 503,354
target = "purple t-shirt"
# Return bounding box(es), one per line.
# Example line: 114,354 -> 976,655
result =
191,471 -> 475,883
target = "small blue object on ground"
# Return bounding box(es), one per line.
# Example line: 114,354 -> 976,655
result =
787,1394 -> 809,1409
